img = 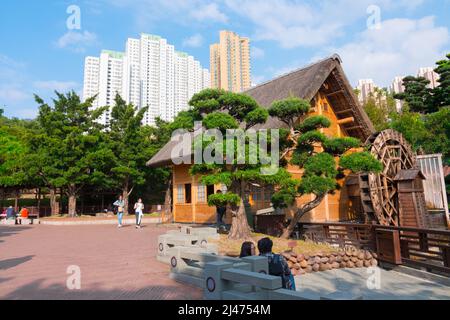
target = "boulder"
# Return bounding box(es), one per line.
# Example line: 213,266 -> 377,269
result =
293,263 -> 301,270
320,257 -> 329,263
300,260 -> 308,268
347,261 -> 355,268
297,254 -> 305,262
355,260 -> 364,268
304,265 -> 313,273
312,263 -> 320,272
371,259 -> 378,267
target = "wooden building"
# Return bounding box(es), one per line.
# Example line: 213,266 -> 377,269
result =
147,55 -> 375,225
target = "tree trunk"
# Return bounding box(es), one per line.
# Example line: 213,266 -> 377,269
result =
50,188 -> 60,216
14,190 -> 19,212
122,180 -> 131,215
228,181 -> 252,240
163,173 -> 173,223
67,185 -> 77,217
68,194 -> 77,217
281,194 -> 326,239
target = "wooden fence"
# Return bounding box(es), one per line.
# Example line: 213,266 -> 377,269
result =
300,222 -> 450,276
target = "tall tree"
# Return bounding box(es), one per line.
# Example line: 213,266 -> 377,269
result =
34,92 -> 110,217
363,89 -> 396,131
394,76 -> 434,113
189,89 -> 275,240
107,95 -> 154,214
267,97 -> 382,239
434,53 -> 450,108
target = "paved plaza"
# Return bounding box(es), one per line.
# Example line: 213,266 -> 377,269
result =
295,267 -> 450,300
0,224 -> 202,300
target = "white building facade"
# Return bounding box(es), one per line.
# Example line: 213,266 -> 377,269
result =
390,76 -> 405,112
83,33 -> 210,126
356,79 -> 375,104
417,67 -> 439,89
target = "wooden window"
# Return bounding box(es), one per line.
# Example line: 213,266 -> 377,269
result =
197,184 -> 206,203
185,184 -> 192,204
177,184 -> 184,204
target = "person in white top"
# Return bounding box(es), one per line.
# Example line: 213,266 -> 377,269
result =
134,198 -> 144,229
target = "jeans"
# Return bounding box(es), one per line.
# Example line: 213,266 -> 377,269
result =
118,212 -> 123,225
135,212 -> 142,226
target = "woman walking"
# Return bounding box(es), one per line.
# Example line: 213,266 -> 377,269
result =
134,198 -> 144,229
113,195 -> 125,228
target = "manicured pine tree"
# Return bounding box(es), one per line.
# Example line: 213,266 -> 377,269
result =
267,97 -> 383,239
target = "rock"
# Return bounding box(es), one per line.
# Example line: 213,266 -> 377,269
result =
314,256 -> 321,264
312,263 -> 320,272
371,259 -> 378,267
358,252 -> 365,260
338,251 -> 345,257
316,252 -> 324,257
352,250 -> 359,257
329,255 -> 336,263
331,262 -> 340,269
364,251 -> 373,260
343,256 -> 349,262
282,252 -> 291,259
355,260 -> 364,268
351,257 -> 359,263
307,259 -> 315,265
300,260 -> 308,268
335,256 -> 342,263
364,260 -> 371,268
304,254 -> 310,261
339,262 -> 346,268
290,252 -> 298,258
319,263 -> 329,271
298,268 -> 306,275
372,252 -> 378,259
289,256 -> 298,263
297,254 -> 305,262
293,263 -> 301,270
347,261 -> 355,268
288,261 -> 293,269
305,265 -> 313,273
320,257 -> 329,263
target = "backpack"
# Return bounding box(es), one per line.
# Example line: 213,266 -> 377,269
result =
268,254 -> 294,290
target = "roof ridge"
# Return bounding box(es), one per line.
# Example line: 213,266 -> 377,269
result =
246,54 -> 342,93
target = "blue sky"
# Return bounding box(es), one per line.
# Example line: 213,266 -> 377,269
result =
1,0 -> 449,119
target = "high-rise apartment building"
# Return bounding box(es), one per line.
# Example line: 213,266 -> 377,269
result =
83,33 -> 210,126
390,76 -> 405,112
356,79 -> 375,104
417,67 -> 439,89
210,30 -> 251,93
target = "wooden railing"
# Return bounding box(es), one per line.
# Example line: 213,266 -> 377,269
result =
299,222 -> 450,276
300,222 -> 376,250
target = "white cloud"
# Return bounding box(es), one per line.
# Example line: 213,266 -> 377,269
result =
190,3 -> 228,23
324,16 -> 449,87
224,0 -> 430,48
55,31 -> 98,53
251,46 -> 265,59
182,34 -> 204,48
251,75 -> 266,87
33,81 -> 79,92
0,87 -> 29,103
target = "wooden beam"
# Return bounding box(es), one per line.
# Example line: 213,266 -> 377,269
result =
345,125 -> 363,131
337,117 -> 355,125
335,108 -> 353,115
326,89 -> 344,97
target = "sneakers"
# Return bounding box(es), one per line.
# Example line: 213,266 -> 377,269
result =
117,224 -> 122,228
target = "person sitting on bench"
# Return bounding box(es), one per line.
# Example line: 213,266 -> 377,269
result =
16,207 -> 29,224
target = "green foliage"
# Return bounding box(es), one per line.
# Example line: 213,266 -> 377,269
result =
203,112 -> 239,131
339,152 -> 383,173
296,115 -> 331,133
323,137 -> 360,155
303,153 -> 337,177
423,107 -> 450,162
245,108 -> 269,128
207,192 -> 240,206
390,110 -> 428,151
394,76 -> 434,114
297,130 -> 327,145
268,97 -> 310,126
363,89 -> 396,131
433,53 -> 450,108
298,175 -> 337,195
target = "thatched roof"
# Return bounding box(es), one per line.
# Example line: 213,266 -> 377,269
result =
147,54 -> 374,168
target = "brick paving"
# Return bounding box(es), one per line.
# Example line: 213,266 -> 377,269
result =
0,224 -> 203,300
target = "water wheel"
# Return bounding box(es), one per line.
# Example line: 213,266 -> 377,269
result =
358,129 -> 416,226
